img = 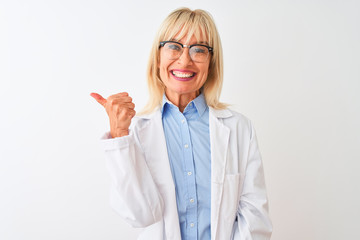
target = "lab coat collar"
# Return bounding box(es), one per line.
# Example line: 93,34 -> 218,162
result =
209,107 -> 232,119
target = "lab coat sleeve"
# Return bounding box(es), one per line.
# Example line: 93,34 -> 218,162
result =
234,123 -> 273,240
101,131 -> 164,228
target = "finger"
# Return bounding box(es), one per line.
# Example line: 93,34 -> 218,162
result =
90,92 -> 107,107
109,96 -> 133,104
109,92 -> 128,99
129,109 -> 136,117
127,102 -> 135,109
118,102 -> 135,109
122,109 -> 136,119
121,96 -> 133,103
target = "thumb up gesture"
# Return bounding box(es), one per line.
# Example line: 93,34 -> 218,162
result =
90,92 -> 136,138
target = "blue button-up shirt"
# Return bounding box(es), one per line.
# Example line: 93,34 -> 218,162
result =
161,93 -> 211,240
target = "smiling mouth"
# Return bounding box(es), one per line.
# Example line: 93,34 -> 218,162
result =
171,70 -> 196,80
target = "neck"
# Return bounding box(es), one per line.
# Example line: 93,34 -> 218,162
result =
165,90 -> 200,113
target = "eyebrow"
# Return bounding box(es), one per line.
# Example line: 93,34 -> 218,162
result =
170,38 -> 210,46
198,41 -> 210,45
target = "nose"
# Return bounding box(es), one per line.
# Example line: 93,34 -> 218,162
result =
177,47 -> 193,66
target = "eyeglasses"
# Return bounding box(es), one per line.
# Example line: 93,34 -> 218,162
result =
159,41 -> 213,63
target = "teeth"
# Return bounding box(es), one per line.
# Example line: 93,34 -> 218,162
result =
172,71 -> 194,78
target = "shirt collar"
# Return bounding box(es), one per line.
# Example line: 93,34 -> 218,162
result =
191,93 -> 207,117
161,93 -> 207,117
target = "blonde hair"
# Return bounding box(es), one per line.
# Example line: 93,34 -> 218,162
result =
141,7 -> 227,114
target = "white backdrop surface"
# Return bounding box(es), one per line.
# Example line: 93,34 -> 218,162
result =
1,0 -> 359,239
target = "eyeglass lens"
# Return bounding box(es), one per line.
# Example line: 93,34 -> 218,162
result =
163,42 -> 209,63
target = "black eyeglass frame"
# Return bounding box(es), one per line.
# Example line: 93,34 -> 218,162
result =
159,41 -> 213,53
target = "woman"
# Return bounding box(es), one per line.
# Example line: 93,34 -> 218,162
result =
91,7 -> 272,240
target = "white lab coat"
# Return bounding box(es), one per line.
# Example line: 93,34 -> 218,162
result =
101,107 -> 272,240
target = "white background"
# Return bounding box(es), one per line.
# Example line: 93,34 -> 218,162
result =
1,0 -> 359,239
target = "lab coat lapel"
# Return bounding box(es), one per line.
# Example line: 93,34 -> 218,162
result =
209,108 -> 231,240
138,110 -> 181,240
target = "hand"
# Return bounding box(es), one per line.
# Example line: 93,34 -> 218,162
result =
90,92 -> 136,138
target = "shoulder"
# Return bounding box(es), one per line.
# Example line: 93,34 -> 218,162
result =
210,107 -> 252,127
210,107 -> 255,139
229,109 -> 252,125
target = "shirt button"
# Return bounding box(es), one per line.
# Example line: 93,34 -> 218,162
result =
187,171 -> 192,176
181,119 -> 185,123
184,144 -> 189,148
190,223 -> 194,227
190,198 -> 194,203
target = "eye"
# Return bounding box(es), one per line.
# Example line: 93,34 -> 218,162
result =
192,46 -> 207,54
166,43 -> 182,51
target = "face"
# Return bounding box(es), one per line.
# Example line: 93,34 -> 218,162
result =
158,33 -> 211,102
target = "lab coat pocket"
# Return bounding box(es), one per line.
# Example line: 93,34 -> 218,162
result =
221,173 -> 241,222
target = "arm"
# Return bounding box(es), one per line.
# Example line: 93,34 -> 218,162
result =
102,131 -> 164,228
91,92 -> 163,228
